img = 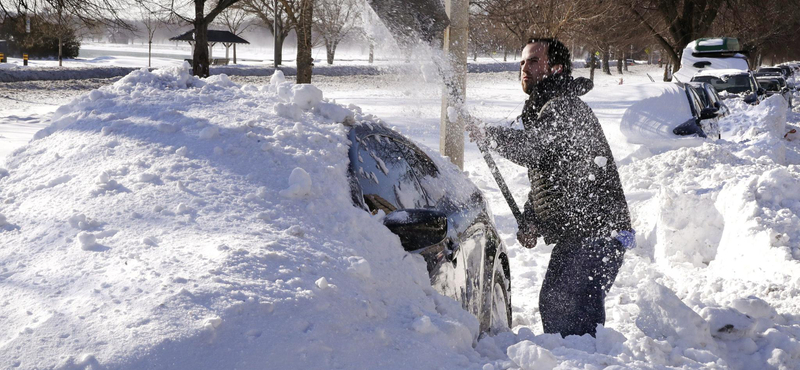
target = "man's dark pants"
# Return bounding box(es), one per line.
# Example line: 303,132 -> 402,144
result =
538,237 -> 625,337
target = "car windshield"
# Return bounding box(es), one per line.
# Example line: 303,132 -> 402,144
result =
758,80 -> 780,91
693,75 -> 752,94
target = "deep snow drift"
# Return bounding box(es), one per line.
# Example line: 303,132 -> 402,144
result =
1,64 -> 800,370
0,65 -> 484,369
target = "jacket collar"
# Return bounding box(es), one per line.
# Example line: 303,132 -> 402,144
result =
528,73 -> 594,109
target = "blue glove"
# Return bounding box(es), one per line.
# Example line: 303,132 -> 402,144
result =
614,230 -> 636,249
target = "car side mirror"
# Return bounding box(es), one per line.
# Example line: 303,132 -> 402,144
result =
700,107 -> 718,120
713,101 -> 721,109
383,209 -> 448,251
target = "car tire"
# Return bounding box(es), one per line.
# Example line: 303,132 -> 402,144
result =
489,272 -> 511,333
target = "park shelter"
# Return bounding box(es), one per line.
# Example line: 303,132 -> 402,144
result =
170,29 -> 249,64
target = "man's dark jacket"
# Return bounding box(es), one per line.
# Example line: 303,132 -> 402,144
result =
486,73 -> 632,244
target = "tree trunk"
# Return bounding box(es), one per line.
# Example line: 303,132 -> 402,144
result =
617,53 -> 623,74
233,44 -> 237,64
148,41 -> 152,67
369,42 -> 374,64
274,33 -> 286,66
602,50 -> 610,75
295,0 -> 314,84
671,56 -> 680,75
589,52 -> 596,81
58,34 -> 63,67
663,58 -> 672,82
326,41 -> 336,65
503,47 -> 507,62
623,51 -> 629,71
193,22 -> 211,77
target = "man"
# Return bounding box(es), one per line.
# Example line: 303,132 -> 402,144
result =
466,39 -> 634,337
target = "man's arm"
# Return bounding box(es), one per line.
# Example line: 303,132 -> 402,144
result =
483,126 -> 539,167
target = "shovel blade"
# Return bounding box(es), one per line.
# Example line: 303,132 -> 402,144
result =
366,0 -> 449,46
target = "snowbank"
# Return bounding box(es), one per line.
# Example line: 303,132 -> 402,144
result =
0,64 -> 484,369
0,66 -> 141,82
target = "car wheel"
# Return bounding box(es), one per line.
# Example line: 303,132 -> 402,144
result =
489,272 -> 511,333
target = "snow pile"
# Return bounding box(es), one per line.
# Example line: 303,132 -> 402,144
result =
0,64 -> 485,369
604,93 -> 800,368
620,94 -> 800,280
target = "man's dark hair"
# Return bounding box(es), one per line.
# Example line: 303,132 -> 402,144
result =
527,38 -> 572,76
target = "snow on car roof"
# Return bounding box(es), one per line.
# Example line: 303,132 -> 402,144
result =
697,38 -> 724,47
616,83 -> 702,150
693,68 -> 751,78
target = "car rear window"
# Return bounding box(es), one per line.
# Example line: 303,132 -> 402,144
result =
693,75 -> 752,94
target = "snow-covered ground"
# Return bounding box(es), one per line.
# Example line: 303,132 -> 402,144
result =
2,53 -> 800,370
0,42 -> 519,82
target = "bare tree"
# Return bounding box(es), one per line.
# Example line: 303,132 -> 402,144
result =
1,0 -> 132,66
313,0 -> 358,65
473,0 -> 596,44
712,0 -> 799,67
216,6 -> 253,63
621,0 -> 723,72
141,0 -> 243,77
279,0 -> 313,83
238,0 -> 295,65
139,5 -> 166,67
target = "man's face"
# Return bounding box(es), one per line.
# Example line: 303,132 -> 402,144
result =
520,43 -> 561,94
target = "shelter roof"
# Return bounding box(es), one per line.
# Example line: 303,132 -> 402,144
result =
169,30 -> 249,44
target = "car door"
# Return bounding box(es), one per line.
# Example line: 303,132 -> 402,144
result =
352,132 -> 470,301
385,135 -> 477,310
389,136 -> 492,319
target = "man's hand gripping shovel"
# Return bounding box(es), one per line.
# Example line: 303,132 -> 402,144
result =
462,114 -> 538,249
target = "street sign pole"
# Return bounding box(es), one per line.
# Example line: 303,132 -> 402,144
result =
25,15 -> 30,66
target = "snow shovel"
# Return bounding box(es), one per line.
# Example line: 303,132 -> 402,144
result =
365,0 -> 449,46
465,116 -> 524,225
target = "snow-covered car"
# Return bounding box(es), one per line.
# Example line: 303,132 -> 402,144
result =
673,37 -> 749,82
687,81 -> 730,119
347,122 -> 512,333
619,83 -> 716,146
685,81 -> 727,138
756,67 -> 788,79
777,66 -> 794,79
674,83 -> 720,138
691,69 -> 764,105
756,76 -> 793,107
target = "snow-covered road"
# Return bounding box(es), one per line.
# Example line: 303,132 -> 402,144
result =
2,64 -> 800,369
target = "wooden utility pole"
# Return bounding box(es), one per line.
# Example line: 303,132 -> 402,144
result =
439,0 -> 468,170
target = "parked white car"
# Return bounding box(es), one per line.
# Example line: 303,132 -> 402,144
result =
673,38 -> 750,82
